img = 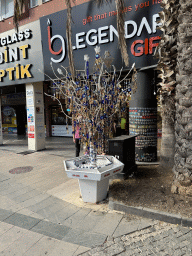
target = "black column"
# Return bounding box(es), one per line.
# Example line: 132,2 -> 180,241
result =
129,70 -> 157,162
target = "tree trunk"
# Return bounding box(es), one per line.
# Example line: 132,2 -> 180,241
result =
160,99 -> 175,168
172,0 -> 192,195
156,0 -> 179,168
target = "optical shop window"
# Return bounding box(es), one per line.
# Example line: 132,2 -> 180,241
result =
51,106 -> 72,137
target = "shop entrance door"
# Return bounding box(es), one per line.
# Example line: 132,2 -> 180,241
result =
15,105 -> 27,135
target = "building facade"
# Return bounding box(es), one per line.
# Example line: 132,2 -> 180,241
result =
0,0 -> 161,160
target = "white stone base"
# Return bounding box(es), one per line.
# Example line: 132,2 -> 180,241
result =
78,178 -> 109,203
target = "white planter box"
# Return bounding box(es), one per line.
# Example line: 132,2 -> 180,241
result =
63,155 -> 124,203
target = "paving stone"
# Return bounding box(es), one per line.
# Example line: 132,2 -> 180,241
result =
26,196 -> 61,212
5,186 -> 35,199
73,245 -> 91,256
67,210 -> 107,232
113,218 -> 153,238
30,220 -> 71,240
62,208 -> 92,228
80,252 -> 90,256
47,204 -> 81,224
35,201 -> 68,219
0,209 -> 14,222
23,236 -> 61,256
0,174 -> 10,182
0,230 -> 43,256
131,240 -> 144,248
88,251 -> 106,256
118,249 -> 136,256
20,194 -> 50,208
178,227 -> 192,235
0,226 -> 28,252
102,243 -> 125,255
92,212 -> 123,236
47,240 -> 79,256
0,195 -> 24,212
0,222 -> 13,236
0,183 -> 13,193
173,249 -> 186,256
142,236 -> 156,244
88,245 -> 106,255
3,213 -> 41,230
16,208 -> 45,220
62,228 -> 107,248
12,190 -> 42,203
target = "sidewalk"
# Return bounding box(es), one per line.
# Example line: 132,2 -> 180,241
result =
0,136 -> 191,255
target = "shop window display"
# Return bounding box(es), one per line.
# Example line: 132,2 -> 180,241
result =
2,106 -> 17,134
51,106 -> 73,137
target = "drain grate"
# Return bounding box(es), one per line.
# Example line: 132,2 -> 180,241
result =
9,166 -> 33,174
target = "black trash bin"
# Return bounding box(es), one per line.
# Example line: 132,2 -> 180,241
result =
108,135 -> 137,178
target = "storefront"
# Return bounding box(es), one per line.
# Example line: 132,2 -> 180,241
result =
0,20 -> 45,150
1,89 -> 27,134
0,0 -> 161,159
39,0 -> 161,160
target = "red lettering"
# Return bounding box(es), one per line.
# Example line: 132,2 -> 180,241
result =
131,40 -> 144,56
145,38 -> 148,55
149,36 -> 161,54
131,36 -> 161,57
47,26 -> 62,55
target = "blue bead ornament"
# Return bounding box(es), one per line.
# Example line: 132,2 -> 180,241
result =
86,61 -> 89,79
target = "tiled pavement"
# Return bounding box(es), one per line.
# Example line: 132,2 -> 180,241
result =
0,135 -> 192,255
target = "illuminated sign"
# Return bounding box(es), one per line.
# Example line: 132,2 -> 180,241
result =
0,21 -> 44,87
40,0 -> 162,79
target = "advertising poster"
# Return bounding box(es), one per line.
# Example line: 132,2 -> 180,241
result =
27,107 -> 35,138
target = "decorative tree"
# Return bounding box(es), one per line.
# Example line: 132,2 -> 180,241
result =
44,46 -> 136,164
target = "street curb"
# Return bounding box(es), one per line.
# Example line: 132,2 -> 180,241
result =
109,200 -> 192,228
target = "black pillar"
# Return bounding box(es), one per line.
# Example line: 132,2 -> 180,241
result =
129,70 -> 157,162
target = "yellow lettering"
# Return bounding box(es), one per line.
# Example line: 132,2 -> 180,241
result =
6,67 -> 15,80
0,69 -> 6,81
19,44 -> 29,59
16,64 -> 20,79
4,47 -> 8,62
20,64 -> 32,78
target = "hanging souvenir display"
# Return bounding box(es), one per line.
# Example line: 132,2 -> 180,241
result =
45,47 -> 137,163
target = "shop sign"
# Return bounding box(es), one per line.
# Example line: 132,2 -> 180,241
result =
40,0 -> 162,79
0,20 -> 44,87
1,92 -> 26,105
